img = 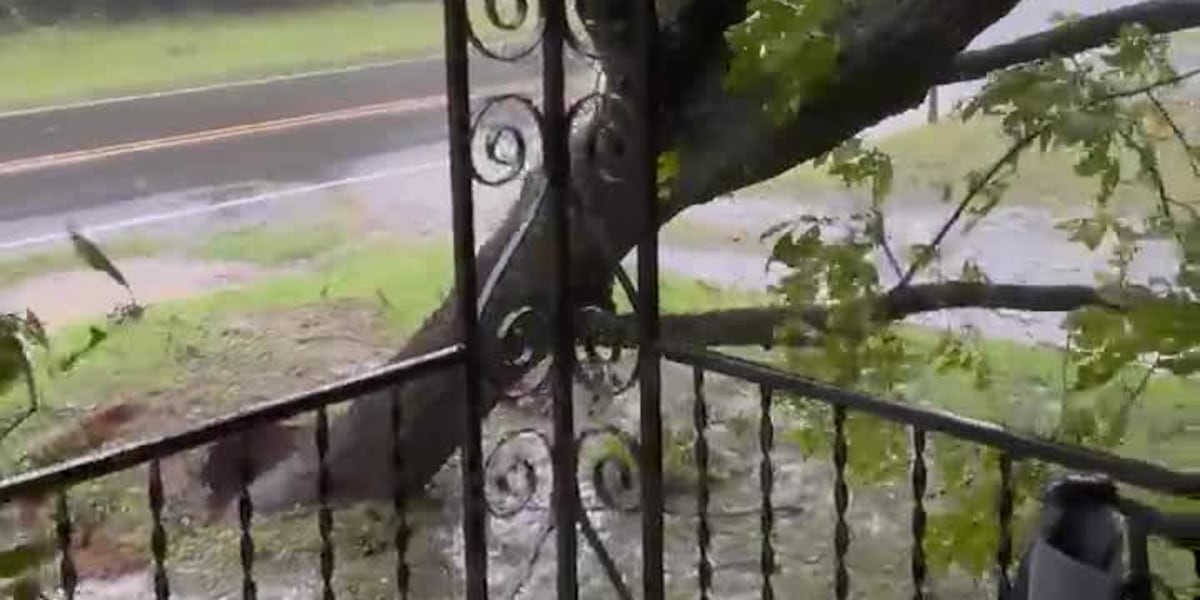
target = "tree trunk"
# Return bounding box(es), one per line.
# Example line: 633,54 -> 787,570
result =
231,0 -> 1029,512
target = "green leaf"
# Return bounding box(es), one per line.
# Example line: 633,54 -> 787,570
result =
960,260 -> 989,284
759,220 -> 795,242
769,224 -> 822,267
0,543 -> 48,579
21,311 -> 47,351
724,0 -> 840,119
69,227 -> 130,292
1055,111 -> 1113,145
1058,217 -> 1108,250
57,326 -> 108,373
0,332 -> 28,398
656,150 -> 679,189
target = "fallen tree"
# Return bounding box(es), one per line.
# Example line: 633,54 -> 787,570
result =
213,0 -> 1200,513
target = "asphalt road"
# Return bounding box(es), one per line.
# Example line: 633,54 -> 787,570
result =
0,56 -> 542,164
0,52 -> 580,231
0,0 -> 1186,249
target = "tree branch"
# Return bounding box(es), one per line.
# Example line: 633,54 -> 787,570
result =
597,282 -> 1117,349
943,0 -> 1200,84
666,0 -> 1025,212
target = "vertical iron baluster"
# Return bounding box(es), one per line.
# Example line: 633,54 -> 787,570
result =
391,389 -> 411,599
995,453 -> 1013,600
543,0 -> 576,595
442,0 -> 486,590
759,385 -> 776,600
634,0 -> 663,596
909,429 -> 927,600
55,491 -> 78,600
148,460 -> 171,600
1191,549 -> 1198,600
316,408 -> 336,600
693,368 -> 712,600
1127,512 -> 1152,600
832,406 -> 850,600
238,443 -> 258,600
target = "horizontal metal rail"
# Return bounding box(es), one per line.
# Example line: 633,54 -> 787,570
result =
0,344 -> 464,503
664,345 -> 1200,499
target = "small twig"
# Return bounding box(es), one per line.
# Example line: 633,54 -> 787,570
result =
1103,67 -> 1200,102
871,207 -> 905,280
1145,91 -> 1200,178
0,407 -> 36,447
1117,128 -> 1196,252
897,69 -> 1200,290
895,127 -> 1041,289
1060,335 -> 1074,403
1120,128 -> 1178,221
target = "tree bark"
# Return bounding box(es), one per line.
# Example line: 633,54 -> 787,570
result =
221,0 -> 1200,512
589,282 -> 1117,350
943,0 -> 1200,85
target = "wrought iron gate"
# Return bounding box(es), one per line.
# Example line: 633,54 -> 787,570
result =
0,0 -> 1198,598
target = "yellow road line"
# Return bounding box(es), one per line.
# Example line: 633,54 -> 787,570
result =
0,80 -> 538,177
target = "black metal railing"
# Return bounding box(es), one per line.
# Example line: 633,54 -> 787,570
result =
0,347 -> 461,598
665,345 -> 1200,600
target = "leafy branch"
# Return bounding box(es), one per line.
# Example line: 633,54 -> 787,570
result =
898,47 -> 1200,289
1144,91 -> 1200,179
894,127 -> 1037,288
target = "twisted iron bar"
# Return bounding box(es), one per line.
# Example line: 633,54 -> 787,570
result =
759,385 -> 777,600
55,490 -> 77,600
390,389 -> 412,599
238,445 -> 258,600
996,453 -> 1014,600
316,407 -> 336,600
148,460 -> 171,600
832,405 -> 850,600
693,367 -> 713,600
909,429 -> 928,600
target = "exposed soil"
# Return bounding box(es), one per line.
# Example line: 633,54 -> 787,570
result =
0,258 -> 267,329
3,298 -> 411,595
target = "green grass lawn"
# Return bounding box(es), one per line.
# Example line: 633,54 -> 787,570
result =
762,103 -> 1200,214
0,2 -> 454,109
0,241 -> 450,421
190,202 -> 362,265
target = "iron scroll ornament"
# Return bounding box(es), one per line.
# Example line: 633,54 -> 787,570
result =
464,0 -> 607,62
468,88 -> 647,401
463,82 -> 650,598
482,426 -> 641,598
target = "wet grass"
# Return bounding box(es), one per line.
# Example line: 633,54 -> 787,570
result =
189,194 -> 368,265
193,223 -> 346,264
899,327 -> 1196,473
0,240 -> 450,465
0,2 -> 458,109
761,102 -> 1200,214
